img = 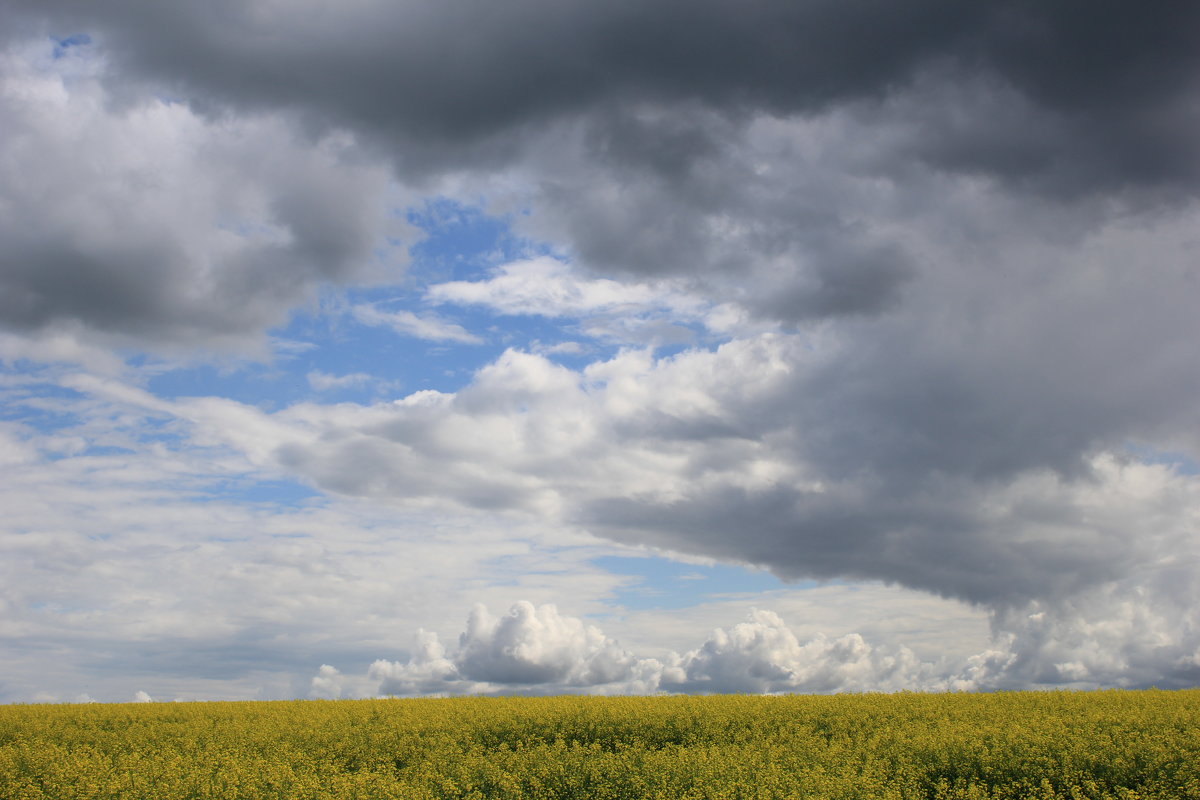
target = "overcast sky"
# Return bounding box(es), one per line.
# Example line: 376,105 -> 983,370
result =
2,0 -> 1199,702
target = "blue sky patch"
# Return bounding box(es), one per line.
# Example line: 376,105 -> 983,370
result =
51,33 -> 91,59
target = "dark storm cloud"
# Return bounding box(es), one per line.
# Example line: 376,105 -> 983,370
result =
9,0 -> 978,145
581,479 -> 1133,608
4,0 -> 1198,338
15,0 -> 1198,188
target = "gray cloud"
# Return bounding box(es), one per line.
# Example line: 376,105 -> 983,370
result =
6,1 -> 1198,335
4,1 -> 982,147
505,109 -> 922,321
171,307 -> 1198,614
0,38 -> 394,348
5,0 -> 1200,694
953,566 -> 1200,691
16,1 -> 1197,191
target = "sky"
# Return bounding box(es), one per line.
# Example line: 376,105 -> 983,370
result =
1,0 -> 1199,703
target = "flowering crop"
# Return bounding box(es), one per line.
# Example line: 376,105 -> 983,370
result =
2,689 -> 1198,798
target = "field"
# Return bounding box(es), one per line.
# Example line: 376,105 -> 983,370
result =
2,690 -> 1198,799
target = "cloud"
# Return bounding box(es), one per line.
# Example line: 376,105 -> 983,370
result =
455,602 -> 645,687
494,110 -> 922,324
7,347 -> 1196,701
0,363 -> 997,703
534,341 -> 588,356
370,630 -> 464,697
0,36 -> 394,350
308,665 -> 344,700
0,424 -> 37,467
132,690 -> 153,703
51,307 -> 1190,617
0,329 -> 127,374
956,576 -> 1200,691
6,1 -> 1196,344
306,371 -> 373,392
359,594 -> 1200,697
27,260 -> 1200,689
7,1 -> 1195,335
0,366 -> 643,702
5,0 -> 1200,697
426,256 -> 759,345
370,602 -> 665,696
103,323 -> 1194,690
16,1 -> 1198,193
351,305 -> 483,344
426,256 -> 711,322
669,609 -> 937,694
169,330 -> 1195,608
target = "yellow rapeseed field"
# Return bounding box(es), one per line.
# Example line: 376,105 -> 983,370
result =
1,690 -> 1198,799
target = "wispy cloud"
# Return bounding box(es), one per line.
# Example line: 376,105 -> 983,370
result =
351,305 -> 483,344
426,257 -> 682,318
426,256 -> 762,345
306,370 -> 373,392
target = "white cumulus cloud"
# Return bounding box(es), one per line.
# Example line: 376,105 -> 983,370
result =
370,602 -> 666,696
309,665 -> 346,700
355,597 -> 1200,698
669,609 -> 938,694
360,603 -> 954,697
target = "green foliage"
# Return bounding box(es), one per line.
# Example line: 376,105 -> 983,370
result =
1,690 -> 1198,799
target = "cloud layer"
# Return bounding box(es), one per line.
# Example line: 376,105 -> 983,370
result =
154,332 -> 1198,610
6,1 -> 1199,339
16,1 -> 1199,192
2,1 -> 1199,697
53,322 -> 1200,693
